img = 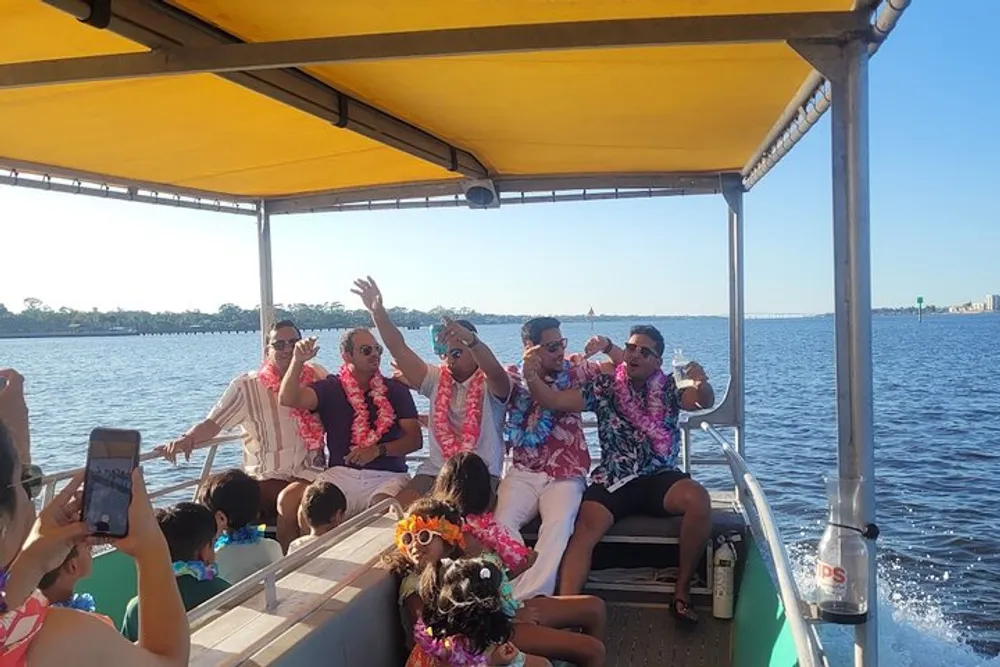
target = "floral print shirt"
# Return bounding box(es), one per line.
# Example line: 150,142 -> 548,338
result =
581,371 -> 683,487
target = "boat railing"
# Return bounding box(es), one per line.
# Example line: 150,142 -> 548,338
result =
186,497 -> 400,625
700,423 -> 826,667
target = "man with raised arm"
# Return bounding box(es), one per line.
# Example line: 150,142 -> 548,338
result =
163,320 -> 329,550
524,324 -> 714,625
351,277 -> 511,507
495,318 -> 623,600
278,328 -> 421,528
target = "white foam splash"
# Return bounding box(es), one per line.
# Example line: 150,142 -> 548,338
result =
787,543 -> 1000,667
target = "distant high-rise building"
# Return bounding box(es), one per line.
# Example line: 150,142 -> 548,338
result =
987,294 -> 1000,312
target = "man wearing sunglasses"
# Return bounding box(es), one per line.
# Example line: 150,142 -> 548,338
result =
163,320 -> 329,549
351,277 -> 511,507
524,325 -> 714,625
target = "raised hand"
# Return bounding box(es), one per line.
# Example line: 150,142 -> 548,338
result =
436,316 -> 476,348
20,474 -> 89,576
583,335 -> 611,359
111,467 -> 168,559
521,345 -> 544,381
0,368 -> 30,461
684,361 -> 708,383
351,276 -> 384,314
293,337 -> 320,363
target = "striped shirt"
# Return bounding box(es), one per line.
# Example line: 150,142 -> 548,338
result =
207,362 -> 329,481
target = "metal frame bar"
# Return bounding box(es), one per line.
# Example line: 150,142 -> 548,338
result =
2,11 -> 868,89
256,200 -> 275,350
40,0 -> 488,179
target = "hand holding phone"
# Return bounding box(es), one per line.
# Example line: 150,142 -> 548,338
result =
430,324 -> 447,356
81,428 -> 141,538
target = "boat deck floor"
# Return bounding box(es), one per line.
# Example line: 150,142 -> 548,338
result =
604,603 -> 732,667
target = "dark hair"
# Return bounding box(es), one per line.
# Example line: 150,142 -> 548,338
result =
38,545 -> 79,590
629,324 -> 665,357
383,497 -> 465,577
454,320 -> 478,334
0,421 -> 17,520
520,317 -> 561,346
198,469 -> 260,532
433,452 -> 492,517
419,557 -> 513,656
340,327 -> 371,355
301,481 -> 346,528
157,502 -> 218,562
269,319 -> 301,341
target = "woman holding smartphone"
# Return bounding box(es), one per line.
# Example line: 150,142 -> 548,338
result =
0,370 -> 190,667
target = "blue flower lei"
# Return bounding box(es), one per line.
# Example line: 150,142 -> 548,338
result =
215,524 -> 264,550
504,360 -> 572,449
52,592 -> 96,613
172,560 -> 219,581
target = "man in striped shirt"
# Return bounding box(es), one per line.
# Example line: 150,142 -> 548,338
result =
164,320 -> 329,550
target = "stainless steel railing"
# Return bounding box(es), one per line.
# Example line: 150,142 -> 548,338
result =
700,423 -> 826,667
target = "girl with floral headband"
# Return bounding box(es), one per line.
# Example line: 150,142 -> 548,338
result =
386,497 -> 468,649
407,556 -> 550,667
433,453 -> 607,667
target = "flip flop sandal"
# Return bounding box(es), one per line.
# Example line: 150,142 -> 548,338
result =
670,596 -> 699,628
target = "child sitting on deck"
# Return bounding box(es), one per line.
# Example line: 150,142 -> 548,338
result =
407,556 -> 550,667
289,480 -> 347,553
434,453 -> 607,667
199,469 -> 283,581
121,502 -> 231,641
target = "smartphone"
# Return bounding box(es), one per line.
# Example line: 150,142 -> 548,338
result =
81,428 -> 141,538
430,324 -> 447,356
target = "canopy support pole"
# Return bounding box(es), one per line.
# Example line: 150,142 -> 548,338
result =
793,35 -> 877,667
257,200 -> 275,354
722,176 -> 746,458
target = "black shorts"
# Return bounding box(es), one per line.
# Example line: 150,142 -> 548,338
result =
582,470 -> 691,522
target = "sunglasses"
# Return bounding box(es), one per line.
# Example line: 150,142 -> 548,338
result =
359,343 -> 383,357
13,464 -> 44,501
270,338 -> 301,351
542,338 -> 568,354
398,528 -> 442,548
624,342 -> 660,360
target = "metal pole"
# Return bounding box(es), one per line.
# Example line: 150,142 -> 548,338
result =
257,200 -> 275,354
829,38 -> 877,667
723,177 -> 746,458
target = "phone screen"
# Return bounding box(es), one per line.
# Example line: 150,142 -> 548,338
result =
82,429 -> 140,537
430,324 -> 447,356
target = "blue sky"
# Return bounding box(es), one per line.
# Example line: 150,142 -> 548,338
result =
1,2 -> 997,317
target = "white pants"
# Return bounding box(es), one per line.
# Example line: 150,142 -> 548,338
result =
494,467 -> 586,600
317,467 -> 410,518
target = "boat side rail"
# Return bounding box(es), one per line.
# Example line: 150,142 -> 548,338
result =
186,497 -> 400,625
700,423 -> 826,667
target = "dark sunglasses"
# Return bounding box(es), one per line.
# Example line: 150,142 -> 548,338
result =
359,343 -> 383,357
270,338 -> 301,351
624,342 -> 660,360
542,338 -> 568,354
16,464 -> 44,501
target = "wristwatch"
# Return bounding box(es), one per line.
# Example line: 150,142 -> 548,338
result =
601,338 -> 613,355
377,443 -> 387,458
467,334 -> 480,349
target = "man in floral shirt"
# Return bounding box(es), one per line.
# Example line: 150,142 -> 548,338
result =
524,325 -> 714,624
495,317 -> 622,600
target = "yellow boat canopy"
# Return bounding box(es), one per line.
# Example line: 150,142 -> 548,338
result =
0,0 -> 901,213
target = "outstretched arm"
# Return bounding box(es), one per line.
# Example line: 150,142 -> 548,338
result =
583,335 -> 623,374
680,362 -> 714,411
523,346 -> 586,412
352,277 -> 429,389
438,318 -> 511,400
279,339 -> 320,410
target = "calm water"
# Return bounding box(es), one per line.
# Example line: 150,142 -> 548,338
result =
3,314 -> 999,663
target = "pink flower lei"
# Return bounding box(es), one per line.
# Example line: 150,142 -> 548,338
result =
413,617 -> 488,666
463,513 -> 531,571
339,365 -> 396,451
612,363 -> 672,455
433,366 -> 486,460
258,362 -> 325,451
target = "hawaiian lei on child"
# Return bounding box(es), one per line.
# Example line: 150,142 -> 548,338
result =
433,366 -> 486,459
504,360 -> 573,449
613,362 -> 672,455
214,524 -> 266,550
172,561 -> 219,581
462,513 -> 531,572
340,364 -> 396,450
258,361 -> 325,452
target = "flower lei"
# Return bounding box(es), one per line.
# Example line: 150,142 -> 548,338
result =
504,361 -> 573,449
52,593 -> 96,613
413,617 -> 487,667
433,366 -> 486,459
339,365 -> 396,451
172,560 -> 219,581
463,513 -> 531,572
258,361 -> 325,451
612,363 -> 672,455
214,524 -> 264,550
395,514 -> 466,553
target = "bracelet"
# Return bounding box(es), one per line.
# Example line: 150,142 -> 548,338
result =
601,338 -> 613,355
467,335 -> 480,349
0,567 -> 10,614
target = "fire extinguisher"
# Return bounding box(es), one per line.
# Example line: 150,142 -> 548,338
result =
713,533 -> 740,619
